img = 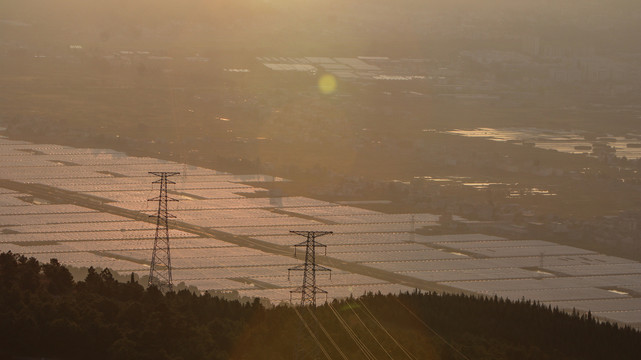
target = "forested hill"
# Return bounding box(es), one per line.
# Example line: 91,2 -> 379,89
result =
1,252 -> 640,360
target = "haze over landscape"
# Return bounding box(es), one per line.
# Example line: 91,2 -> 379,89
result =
2,1 -> 641,359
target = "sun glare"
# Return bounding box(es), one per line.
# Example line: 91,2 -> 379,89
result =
318,73 -> 337,95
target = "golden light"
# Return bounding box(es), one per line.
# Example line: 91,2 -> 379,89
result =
318,73 -> 337,95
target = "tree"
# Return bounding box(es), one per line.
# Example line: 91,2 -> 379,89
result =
42,258 -> 74,294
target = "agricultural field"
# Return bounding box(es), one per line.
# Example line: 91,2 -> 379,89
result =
2,137 -> 641,328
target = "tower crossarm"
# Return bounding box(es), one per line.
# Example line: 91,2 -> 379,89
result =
149,171 -> 180,178
290,230 -> 333,237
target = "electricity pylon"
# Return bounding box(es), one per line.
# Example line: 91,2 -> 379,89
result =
288,230 -> 332,306
148,171 -> 179,292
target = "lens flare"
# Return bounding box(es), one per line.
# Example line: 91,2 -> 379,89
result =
318,74 -> 337,95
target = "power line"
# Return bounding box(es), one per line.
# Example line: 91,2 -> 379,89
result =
306,306 -> 350,360
288,230 -> 332,306
293,306 -> 333,360
148,171 -> 179,292
347,302 -> 395,360
392,296 -> 471,360
329,303 -> 377,360
358,298 -> 415,360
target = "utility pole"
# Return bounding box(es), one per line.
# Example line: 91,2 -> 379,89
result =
148,171 -> 179,292
288,230 -> 332,306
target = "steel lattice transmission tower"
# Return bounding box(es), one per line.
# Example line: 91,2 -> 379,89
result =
288,230 -> 332,306
148,171 -> 179,292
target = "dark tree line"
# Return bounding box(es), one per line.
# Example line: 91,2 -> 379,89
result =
1,251 -> 640,360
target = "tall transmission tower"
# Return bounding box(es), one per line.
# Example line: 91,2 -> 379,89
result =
148,171 -> 179,292
288,230 -> 332,306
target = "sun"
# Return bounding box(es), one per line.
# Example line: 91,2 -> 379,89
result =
318,73 -> 337,95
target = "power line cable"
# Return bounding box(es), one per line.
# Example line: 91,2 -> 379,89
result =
347,302 -> 394,360
330,304 -> 375,360
306,306 -> 350,360
358,298 -> 415,360
294,306 -> 333,360
392,296 -> 472,360
329,303 -> 377,360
